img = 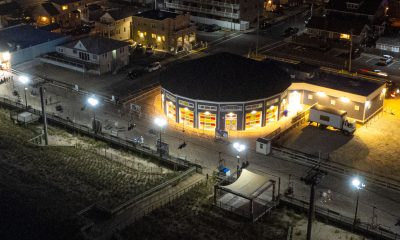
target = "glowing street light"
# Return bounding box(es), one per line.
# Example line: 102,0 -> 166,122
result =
233,142 -> 246,177
154,117 -> 167,157
18,75 -> 30,108
87,96 -> 99,133
351,177 -> 365,226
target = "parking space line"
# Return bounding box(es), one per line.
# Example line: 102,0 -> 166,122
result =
366,58 -> 375,63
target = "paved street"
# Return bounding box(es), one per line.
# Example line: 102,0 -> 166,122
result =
1,71 -> 400,236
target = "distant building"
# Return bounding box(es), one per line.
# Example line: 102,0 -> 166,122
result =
82,3 -> 103,22
97,9 -> 133,41
165,0 -> 260,30
0,0 -> 21,28
376,37 -> 400,54
43,36 -> 129,75
0,24 -> 69,65
305,0 -> 388,50
132,10 -> 196,53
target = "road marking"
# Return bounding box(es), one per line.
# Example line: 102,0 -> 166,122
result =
366,57 -> 375,63
259,41 -> 286,53
211,33 -> 244,47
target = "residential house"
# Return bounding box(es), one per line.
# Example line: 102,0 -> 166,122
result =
132,10 -> 196,53
97,9 -> 133,41
81,3 -> 103,22
45,36 -> 130,74
305,0 -> 388,50
0,0 -> 21,28
165,0 -> 261,30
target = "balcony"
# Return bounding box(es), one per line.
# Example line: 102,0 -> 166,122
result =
180,0 -> 240,9
166,2 -> 240,19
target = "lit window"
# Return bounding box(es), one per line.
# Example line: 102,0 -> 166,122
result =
62,5 -> 68,10
340,33 -> 350,40
157,36 -> 162,42
355,105 -> 359,111
162,36 -> 165,41
331,100 -> 335,105
308,94 -> 313,100
152,33 -> 156,39
40,16 -> 48,22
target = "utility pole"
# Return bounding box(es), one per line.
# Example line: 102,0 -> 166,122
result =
255,0 -> 261,57
348,29 -> 353,72
301,166 -> 327,240
39,86 -> 48,145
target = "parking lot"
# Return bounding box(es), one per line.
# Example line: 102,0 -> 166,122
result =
355,53 -> 400,72
277,98 -> 400,181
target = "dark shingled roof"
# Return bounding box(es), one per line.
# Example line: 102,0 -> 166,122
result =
0,24 -> 65,51
161,53 -> 292,102
306,13 -> 370,35
294,73 -> 384,96
326,0 -> 384,15
106,9 -> 134,20
51,0 -> 80,5
62,36 -> 129,54
0,1 -> 20,15
135,10 -> 178,20
41,2 -> 60,16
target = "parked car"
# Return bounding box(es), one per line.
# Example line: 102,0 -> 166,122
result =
145,47 -> 154,55
127,69 -> 143,79
259,21 -> 272,30
146,62 -> 162,72
283,27 -> 299,37
196,23 -> 207,31
205,24 -> 221,32
377,55 -> 394,66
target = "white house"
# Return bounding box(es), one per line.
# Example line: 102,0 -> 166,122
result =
45,36 -> 129,75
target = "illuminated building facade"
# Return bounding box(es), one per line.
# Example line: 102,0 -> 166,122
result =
160,53 -> 291,131
132,10 -> 196,53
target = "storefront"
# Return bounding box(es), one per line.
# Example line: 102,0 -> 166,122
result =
265,105 -> 278,123
199,111 -> 216,130
245,110 -> 262,129
179,107 -> 194,127
225,113 -> 238,131
166,101 -> 176,120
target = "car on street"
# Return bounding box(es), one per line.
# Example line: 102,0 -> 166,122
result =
145,47 -> 154,55
127,69 -> 144,79
283,27 -> 299,37
378,55 -> 394,66
358,68 -> 388,77
145,62 -> 162,72
205,24 -> 221,32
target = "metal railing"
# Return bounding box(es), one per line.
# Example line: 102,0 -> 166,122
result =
271,146 -> 400,192
281,196 -> 400,240
165,2 -> 239,19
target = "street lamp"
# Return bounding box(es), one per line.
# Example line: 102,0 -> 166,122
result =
351,177 -> 365,226
154,117 -> 167,157
18,75 -> 30,108
233,142 -> 246,177
87,96 -> 99,133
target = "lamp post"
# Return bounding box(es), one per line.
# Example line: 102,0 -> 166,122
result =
87,96 -> 99,133
233,142 -> 246,177
18,75 -> 29,108
154,117 -> 167,157
351,177 -> 365,227
18,75 -> 48,145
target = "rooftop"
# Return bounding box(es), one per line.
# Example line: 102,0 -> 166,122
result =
105,8 -> 134,21
134,10 -> 179,20
295,72 -> 384,96
41,2 -> 60,16
0,24 -> 66,52
61,36 -> 129,54
306,13 -> 370,35
161,52 -> 292,102
51,0 -> 80,5
0,1 -> 20,15
326,0 -> 384,15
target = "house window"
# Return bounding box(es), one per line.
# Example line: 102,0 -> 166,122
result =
331,100 -> 335,105
355,105 -> 359,111
340,33 -> 350,40
93,55 -> 97,60
151,23 -> 156,28
73,50 -> 77,54
79,52 -> 90,61
152,33 -> 156,39
62,5 -> 68,10
124,27 -> 126,32
259,143 -> 263,149
308,94 -> 313,100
